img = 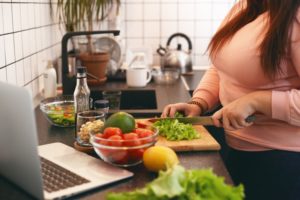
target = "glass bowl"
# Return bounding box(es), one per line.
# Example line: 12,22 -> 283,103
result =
90,127 -> 159,167
152,68 -> 180,85
40,95 -> 75,127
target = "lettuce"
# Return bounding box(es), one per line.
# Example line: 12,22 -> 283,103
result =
106,165 -> 244,200
153,119 -> 199,141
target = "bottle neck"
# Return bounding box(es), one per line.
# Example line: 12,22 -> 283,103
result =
76,73 -> 88,85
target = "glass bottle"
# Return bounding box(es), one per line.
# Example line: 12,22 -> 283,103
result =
73,66 -> 90,113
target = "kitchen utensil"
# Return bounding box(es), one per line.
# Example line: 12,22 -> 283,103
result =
148,115 -> 256,126
90,127 -> 159,167
157,33 -> 193,74
155,125 -> 220,152
152,67 -> 180,85
40,95 -> 75,127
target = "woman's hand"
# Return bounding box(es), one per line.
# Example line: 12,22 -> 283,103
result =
212,91 -> 271,130
161,103 -> 202,117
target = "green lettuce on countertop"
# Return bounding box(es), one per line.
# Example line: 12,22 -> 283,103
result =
106,165 -> 245,200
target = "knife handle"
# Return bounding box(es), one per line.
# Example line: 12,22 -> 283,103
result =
219,115 -> 256,124
245,115 -> 256,123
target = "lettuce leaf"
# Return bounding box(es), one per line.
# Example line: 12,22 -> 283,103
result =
153,119 -> 199,141
106,165 -> 244,200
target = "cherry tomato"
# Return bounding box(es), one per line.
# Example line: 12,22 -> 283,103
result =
123,133 -> 141,146
94,133 -> 105,144
107,135 -> 123,146
106,149 -> 128,165
136,121 -> 148,128
128,148 -> 145,162
103,127 -> 123,139
135,128 -> 154,144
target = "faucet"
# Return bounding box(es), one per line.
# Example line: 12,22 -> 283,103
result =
61,30 -> 120,94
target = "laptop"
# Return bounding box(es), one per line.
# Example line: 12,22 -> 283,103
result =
0,82 -> 133,200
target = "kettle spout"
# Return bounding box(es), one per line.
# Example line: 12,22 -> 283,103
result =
157,45 -> 166,56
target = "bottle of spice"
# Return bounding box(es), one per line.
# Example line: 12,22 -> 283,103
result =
93,99 -> 109,117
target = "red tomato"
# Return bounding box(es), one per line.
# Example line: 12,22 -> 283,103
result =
106,149 -> 128,165
135,128 -> 154,144
136,121 -> 148,128
103,127 -> 123,139
107,135 -> 123,146
128,148 -> 145,162
123,133 -> 141,146
94,133 -> 105,144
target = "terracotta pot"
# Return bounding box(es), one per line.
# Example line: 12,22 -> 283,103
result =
78,52 -> 110,82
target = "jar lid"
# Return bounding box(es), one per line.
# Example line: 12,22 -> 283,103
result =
94,99 -> 109,108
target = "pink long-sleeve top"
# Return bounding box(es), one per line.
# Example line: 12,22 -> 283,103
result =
193,5 -> 300,151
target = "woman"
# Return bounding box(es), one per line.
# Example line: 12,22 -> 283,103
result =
162,1 -> 300,199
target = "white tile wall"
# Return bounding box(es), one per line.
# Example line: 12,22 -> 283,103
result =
0,0 -> 234,101
121,0 -> 235,67
0,1 -> 61,100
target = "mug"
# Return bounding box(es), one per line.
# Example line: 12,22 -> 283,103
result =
126,68 -> 152,87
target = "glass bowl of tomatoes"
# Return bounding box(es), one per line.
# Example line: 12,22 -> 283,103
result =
90,126 -> 159,167
40,95 -> 75,127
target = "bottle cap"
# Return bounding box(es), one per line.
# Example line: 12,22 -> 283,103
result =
94,99 -> 109,109
76,66 -> 86,73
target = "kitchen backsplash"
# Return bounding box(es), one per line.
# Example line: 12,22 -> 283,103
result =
0,0 -> 233,100
0,0 -> 62,100
119,0 -> 234,68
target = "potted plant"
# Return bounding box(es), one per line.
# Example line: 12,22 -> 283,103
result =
53,0 -> 121,84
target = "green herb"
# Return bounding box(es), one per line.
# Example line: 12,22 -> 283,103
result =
153,119 -> 199,141
106,165 -> 245,200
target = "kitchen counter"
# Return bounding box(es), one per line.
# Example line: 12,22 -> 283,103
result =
0,70 -> 233,200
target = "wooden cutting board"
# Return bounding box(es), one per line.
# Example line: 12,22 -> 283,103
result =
137,120 -> 220,152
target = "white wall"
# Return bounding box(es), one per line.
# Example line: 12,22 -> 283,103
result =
0,0 -> 234,100
119,0 -> 234,67
0,0 -> 63,99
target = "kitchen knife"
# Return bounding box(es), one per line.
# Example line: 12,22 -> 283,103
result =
148,115 -> 256,126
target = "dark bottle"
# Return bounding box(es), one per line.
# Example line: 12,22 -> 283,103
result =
73,66 -> 90,113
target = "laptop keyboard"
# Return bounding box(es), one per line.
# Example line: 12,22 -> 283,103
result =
40,157 -> 90,193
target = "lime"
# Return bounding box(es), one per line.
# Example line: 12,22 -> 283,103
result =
104,112 -> 136,133
143,146 -> 179,172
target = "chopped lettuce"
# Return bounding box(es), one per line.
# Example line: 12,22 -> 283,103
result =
106,165 -> 244,200
153,119 -> 199,141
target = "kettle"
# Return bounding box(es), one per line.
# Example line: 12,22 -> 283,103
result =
157,33 -> 193,74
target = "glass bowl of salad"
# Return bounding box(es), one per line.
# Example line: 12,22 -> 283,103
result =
90,126 -> 159,167
40,95 -> 75,127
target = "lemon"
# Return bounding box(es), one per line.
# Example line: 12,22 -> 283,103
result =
143,146 -> 179,172
104,112 -> 135,133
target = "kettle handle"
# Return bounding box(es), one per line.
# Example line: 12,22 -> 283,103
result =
156,45 -> 167,56
166,33 -> 192,52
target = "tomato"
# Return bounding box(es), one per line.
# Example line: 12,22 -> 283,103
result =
123,133 -> 141,146
135,128 -> 154,144
107,135 -> 123,146
136,121 -> 148,128
103,127 -> 123,138
128,148 -> 145,162
93,133 -> 105,144
106,149 -> 128,165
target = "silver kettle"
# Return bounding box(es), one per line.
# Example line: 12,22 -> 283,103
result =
157,33 -> 193,74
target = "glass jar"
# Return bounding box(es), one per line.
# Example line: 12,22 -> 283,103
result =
76,110 -> 105,147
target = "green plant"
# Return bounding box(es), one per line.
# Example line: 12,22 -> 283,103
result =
52,0 -> 120,53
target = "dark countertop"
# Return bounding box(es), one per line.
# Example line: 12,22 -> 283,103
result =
0,70 -> 234,200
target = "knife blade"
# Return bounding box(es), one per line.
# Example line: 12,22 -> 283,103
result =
148,115 -> 256,126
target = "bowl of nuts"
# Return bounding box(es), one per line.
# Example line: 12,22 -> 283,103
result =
76,110 -> 105,147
